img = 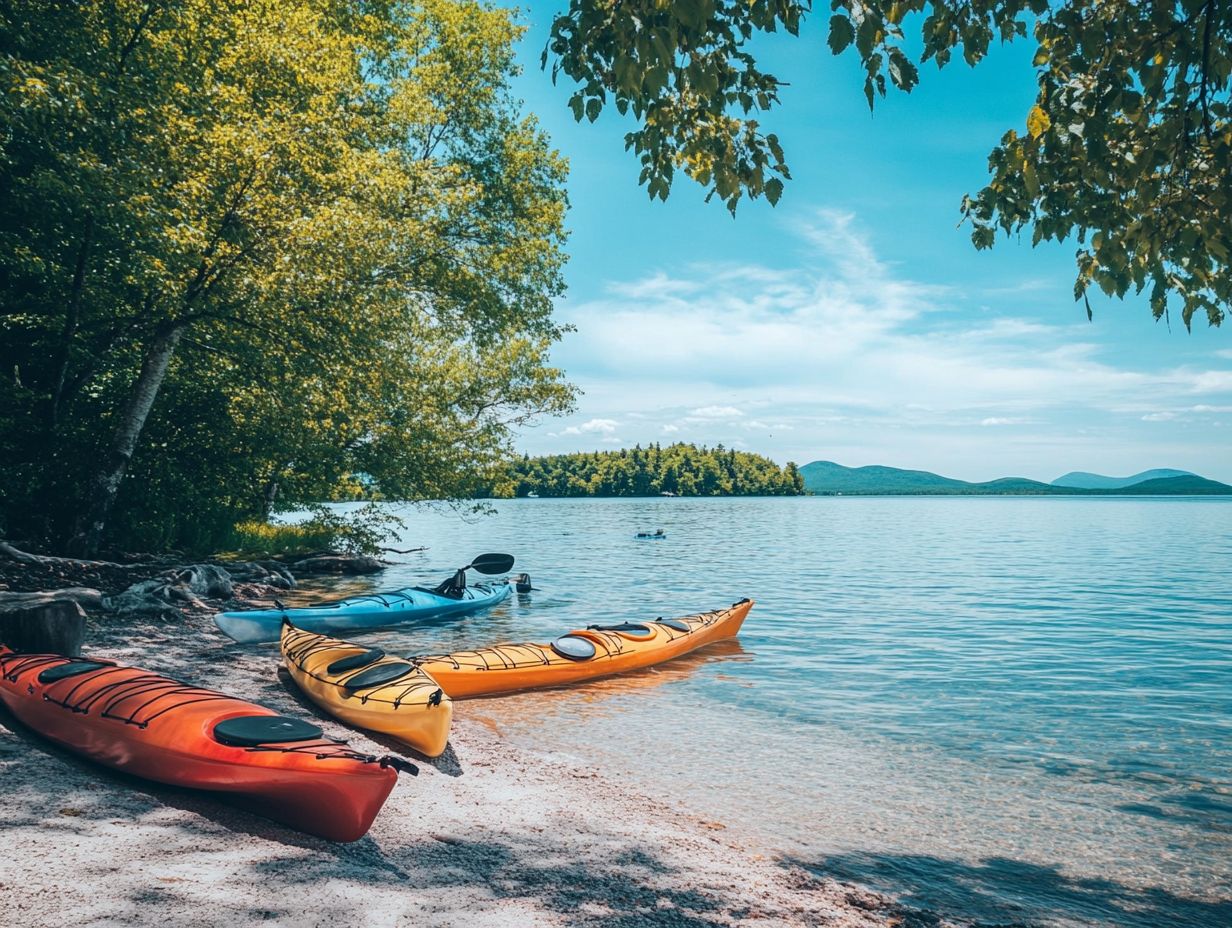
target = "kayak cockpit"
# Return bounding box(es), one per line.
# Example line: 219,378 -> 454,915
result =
326,649 -> 386,675
343,662 -> 418,691
213,715 -> 324,748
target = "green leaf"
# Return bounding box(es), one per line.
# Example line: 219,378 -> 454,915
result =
827,15 -> 855,55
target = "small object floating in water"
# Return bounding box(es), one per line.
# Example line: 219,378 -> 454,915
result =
409,599 -> 754,698
281,622 -> 453,757
0,647 -> 409,842
635,529 -> 667,539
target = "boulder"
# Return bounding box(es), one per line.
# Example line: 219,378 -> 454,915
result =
0,598 -> 87,655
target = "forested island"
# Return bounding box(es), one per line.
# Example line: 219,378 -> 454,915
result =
494,444 -> 805,497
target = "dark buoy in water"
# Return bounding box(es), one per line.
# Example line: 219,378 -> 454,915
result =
510,573 -> 536,593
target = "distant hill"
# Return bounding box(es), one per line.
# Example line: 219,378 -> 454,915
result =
1051,468 -> 1195,489
800,461 -> 1231,496
1118,475 -> 1232,495
798,462 -> 969,493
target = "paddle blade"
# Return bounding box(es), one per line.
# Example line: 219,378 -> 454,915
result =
466,552 -> 514,575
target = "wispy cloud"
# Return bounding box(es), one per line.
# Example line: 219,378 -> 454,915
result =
561,418 -> 619,436
691,405 -> 743,418
535,211 -> 1232,480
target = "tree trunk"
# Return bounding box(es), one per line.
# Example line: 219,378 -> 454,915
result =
69,321 -> 186,556
48,214 -> 93,429
260,478 -> 280,521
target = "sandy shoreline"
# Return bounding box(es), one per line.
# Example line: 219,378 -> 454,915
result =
0,609 -> 934,928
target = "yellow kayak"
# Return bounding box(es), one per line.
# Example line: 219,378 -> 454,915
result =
412,599 -> 753,698
280,621 -> 453,757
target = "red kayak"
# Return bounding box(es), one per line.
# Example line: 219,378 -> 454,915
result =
0,647 -> 413,841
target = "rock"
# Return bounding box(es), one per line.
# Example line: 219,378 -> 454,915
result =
0,599 -> 87,655
290,554 -> 384,575
0,587 -> 104,610
168,564 -> 234,599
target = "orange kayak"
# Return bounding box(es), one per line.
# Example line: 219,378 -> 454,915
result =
0,647 -> 411,841
413,598 -> 753,698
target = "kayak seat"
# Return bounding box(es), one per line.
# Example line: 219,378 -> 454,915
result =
326,648 -> 386,675
656,618 -> 691,633
214,715 -> 323,747
344,662 -> 417,691
551,635 -> 597,661
587,623 -> 654,638
37,661 -> 114,685
412,585 -> 464,600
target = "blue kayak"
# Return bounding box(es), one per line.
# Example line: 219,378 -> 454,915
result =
214,582 -> 512,644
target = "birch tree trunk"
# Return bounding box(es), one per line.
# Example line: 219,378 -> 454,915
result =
70,321 -> 186,556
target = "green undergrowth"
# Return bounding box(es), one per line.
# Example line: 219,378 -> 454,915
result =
216,504 -> 406,559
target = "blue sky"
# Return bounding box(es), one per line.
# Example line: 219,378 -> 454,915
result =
506,8 -> 1231,482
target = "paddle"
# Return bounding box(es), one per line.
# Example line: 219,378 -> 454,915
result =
463,552 -> 514,575
432,553 -> 514,597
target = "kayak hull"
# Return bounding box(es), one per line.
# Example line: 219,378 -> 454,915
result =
414,599 -> 753,698
0,648 -> 399,841
281,623 -> 453,757
214,582 -> 512,644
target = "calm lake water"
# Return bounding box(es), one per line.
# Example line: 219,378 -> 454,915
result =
303,497 -> 1232,927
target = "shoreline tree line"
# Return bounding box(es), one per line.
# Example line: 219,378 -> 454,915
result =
489,443 -> 805,497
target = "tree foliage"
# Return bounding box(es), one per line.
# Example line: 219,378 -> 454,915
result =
0,0 -> 574,553
545,0 -> 1231,327
490,443 -> 805,497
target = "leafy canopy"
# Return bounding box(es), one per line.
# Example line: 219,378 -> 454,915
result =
0,0 -> 574,552
545,0 -> 1231,327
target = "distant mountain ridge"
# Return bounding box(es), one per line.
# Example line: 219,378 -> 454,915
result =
800,461 -> 1231,496
1051,468 -> 1194,489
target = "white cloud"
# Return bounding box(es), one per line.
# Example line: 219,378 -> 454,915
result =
1141,412 -> 1178,422
660,424 -> 680,434
691,405 -> 743,419
561,418 -> 619,436
980,417 -> 1021,426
